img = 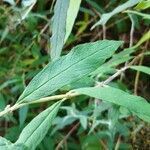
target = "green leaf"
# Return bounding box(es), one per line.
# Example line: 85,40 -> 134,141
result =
124,10 -> 150,20
133,30 -> 150,48
91,0 -> 140,29
0,137 -> 26,150
75,86 -> 150,122
50,0 -> 70,60
19,106 -> 29,127
18,0 -> 37,24
18,40 -> 122,103
85,0 -> 104,14
15,101 -> 62,150
64,0 -> 81,43
130,66 -> 150,75
135,0 -> 150,10
92,55 -> 132,76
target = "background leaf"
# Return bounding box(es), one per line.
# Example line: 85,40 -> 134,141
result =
124,10 -> 150,20
19,106 -> 29,127
50,0 -> 70,60
130,66 -> 150,75
18,40 -> 122,103
135,0 -> 150,10
64,0 -> 82,43
133,30 -> 150,48
75,86 -> 150,122
15,101 -> 62,150
91,0 -> 140,29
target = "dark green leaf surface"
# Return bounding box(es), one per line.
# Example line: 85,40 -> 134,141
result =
75,87 -> 150,122
18,40 -> 122,102
15,101 -> 62,150
50,0 -> 70,60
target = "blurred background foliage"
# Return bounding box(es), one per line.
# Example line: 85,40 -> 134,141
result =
0,0 -> 150,149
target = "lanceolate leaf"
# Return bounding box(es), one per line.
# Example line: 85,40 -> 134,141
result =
18,40 -> 122,103
133,30 -> 150,48
135,0 -> 150,10
75,87 -> 150,122
130,66 -> 150,75
91,0 -> 140,29
50,0 -> 70,60
15,101 -> 62,150
64,0 -> 82,42
124,10 -> 150,19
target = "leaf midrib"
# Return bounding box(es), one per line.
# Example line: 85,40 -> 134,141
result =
18,102 -> 60,146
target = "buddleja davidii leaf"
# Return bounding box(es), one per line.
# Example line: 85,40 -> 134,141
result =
0,137 -> 27,150
50,0 -> 70,61
64,0 -> 82,42
15,101 -> 62,150
18,40 -> 123,103
135,0 -> 150,10
130,65 -> 150,75
133,29 -> 150,48
91,0 -> 140,29
75,87 -> 150,122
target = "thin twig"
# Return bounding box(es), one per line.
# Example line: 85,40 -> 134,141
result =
102,25 -> 106,39
0,53 -> 144,117
134,54 -> 144,95
134,41 -> 148,95
0,92 -> 79,117
55,122 -> 80,150
97,66 -> 129,87
129,14 -> 135,48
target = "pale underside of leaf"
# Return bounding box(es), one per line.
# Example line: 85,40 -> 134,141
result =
91,0 -> 140,29
64,0 -> 82,43
50,0 -> 70,60
0,136 -> 27,150
75,87 -> 150,122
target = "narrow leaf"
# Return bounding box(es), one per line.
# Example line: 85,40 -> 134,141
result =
50,0 -> 70,60
130,66 -> 150,75
15,101 -> 62,150
19,106 -> 29,127
124,10 -> 150,19
64,0 -> 82,42
18,40 -> 122,103
135,0 -> 150,10
75,87 -> 150,122
133,30 -> 150,48
18,0 -> 37,23
91,0 -> 140,29
3,0 -> 15,6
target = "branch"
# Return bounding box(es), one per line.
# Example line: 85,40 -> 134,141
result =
0,53 -> 144,117
0,92 -> 79,117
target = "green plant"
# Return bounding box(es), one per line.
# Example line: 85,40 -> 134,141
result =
0,0 -> 150,149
